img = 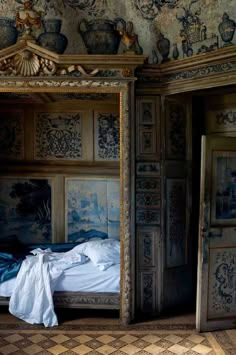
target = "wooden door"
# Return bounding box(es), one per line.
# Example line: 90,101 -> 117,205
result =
196,135 -> 236,332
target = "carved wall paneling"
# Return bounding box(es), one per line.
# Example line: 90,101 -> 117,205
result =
165,101 -> 186,160
0,109 -> 25,160
0,102 -> 120,165
137,228 -> 159,268
137,271 -> 158,315
135,96 -> 162,316
136,97 -> 160,160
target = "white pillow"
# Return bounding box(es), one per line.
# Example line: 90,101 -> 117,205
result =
72,239 -> 120,271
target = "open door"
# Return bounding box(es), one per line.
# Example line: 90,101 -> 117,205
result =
196,135 -> 236,332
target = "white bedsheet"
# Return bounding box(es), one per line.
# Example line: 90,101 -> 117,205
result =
9,253 -> 64,327
0,260 -> 120,297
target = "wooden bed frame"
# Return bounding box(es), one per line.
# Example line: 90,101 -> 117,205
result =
0,292 -> 120,309
0,41 -> 145,325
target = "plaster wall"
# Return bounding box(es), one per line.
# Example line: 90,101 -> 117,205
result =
0,1 -> 236,63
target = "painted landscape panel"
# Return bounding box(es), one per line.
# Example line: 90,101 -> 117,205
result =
66,178 -> 120,242
0,177 -> 54,245
212,151 -> 236,225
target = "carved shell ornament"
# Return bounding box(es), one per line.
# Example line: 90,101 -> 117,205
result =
13,50 -> 40,76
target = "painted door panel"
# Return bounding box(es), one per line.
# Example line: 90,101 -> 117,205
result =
196,135 -> 236,332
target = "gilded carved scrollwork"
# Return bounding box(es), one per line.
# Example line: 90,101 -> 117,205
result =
0,50 -> 57,76
0,51 -> 130,78
0,54 -> 133,80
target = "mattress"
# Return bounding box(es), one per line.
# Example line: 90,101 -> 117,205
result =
0,260 -> 120,297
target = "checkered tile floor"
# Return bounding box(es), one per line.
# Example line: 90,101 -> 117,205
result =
0,331 -> 224,354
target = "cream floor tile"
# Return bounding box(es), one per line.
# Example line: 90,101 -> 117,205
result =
50,334 -> 70,343
168,344 -> 189,354
73,334 -> 93,343
141,334 -> 161,343
187,334 -> 205,344
72,344 -> 93,354
96,344 -> 117,354
0,344 -> 18,355
47,344 -> 68,354
96,335 -> 116,344
3,334 -> 24,343
192,343 -> 213,355
164,334 -> 183,343
27,334 -> 47,343
24,344 -> 44,354
143,344 -> 166,354
119,334 -> 139,343
119,344 -> 141,354
226,329 -> 236,345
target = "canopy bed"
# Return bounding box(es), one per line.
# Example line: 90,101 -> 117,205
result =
0,40 -> 147,325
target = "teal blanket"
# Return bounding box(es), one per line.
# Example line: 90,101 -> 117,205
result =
0,243 -> 81,284
0,252 -> 26,283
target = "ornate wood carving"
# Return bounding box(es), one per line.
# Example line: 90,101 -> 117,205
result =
166,178 -> 186,268
140,272 -> 156,313
0,50 -> 57,76
137,228 -> 159,268
54,292 -> 120,309
136,193 -> 160,208
136,209 -> 160,225
0,293 -> 120,309
166,102 -> 186,160
136,177 -> 161,192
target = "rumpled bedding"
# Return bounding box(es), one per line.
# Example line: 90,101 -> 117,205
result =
0,242 -> 85,284
9,248 -> 88,327
0,252 -> 25,283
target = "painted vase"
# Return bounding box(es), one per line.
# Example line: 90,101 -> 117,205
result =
218,13 -> 236,46
0,17 -> 18,50
172,43 -> 179,60
37,19 -> 68,54
157,33 -> 170,63
78,18 -> 125,54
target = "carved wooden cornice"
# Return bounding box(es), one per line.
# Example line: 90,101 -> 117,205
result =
0,40 -> 147,80
1,41 -> 236,95
137,45 -> 236,95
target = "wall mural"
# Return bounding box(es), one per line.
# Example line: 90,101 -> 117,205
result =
0,0 -> 235,62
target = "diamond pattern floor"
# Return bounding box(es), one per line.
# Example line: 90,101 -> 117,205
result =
0,330 -> 226,355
